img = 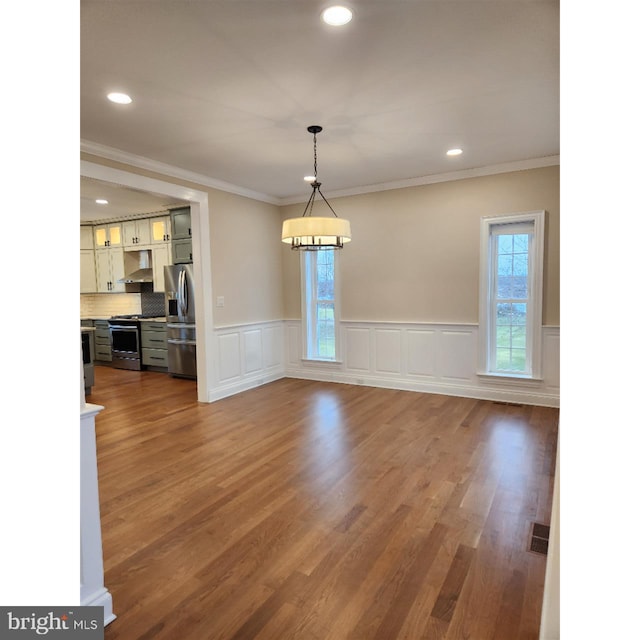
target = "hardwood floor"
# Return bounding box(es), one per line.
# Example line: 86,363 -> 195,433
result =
90,366 -> 558,640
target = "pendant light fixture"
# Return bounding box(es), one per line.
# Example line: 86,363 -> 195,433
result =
281,125 -> 352,250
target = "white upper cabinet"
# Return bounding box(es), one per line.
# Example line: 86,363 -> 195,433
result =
80,225 -> 94,250
95,247 -> 126,293
150,216 -> 171,244
94,223 -> 122,248
122,219 -> 152,247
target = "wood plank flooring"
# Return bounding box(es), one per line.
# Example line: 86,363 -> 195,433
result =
89,366 -> 558,640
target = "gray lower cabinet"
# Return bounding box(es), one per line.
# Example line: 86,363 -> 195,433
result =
141,322 -> 168,369
94,320 -> 112,362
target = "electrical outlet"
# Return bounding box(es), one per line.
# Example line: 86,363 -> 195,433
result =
216,296 -> 225,307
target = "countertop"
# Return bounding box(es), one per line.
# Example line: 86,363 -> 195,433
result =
80,316 -> 167,323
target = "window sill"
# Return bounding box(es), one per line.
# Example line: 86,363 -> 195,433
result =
477,372 -> 543,384
301,358 -> 343,365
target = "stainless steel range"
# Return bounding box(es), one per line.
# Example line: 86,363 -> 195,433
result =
108,315 -> 144,370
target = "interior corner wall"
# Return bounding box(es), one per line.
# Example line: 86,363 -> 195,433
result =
281,165 -> 560,326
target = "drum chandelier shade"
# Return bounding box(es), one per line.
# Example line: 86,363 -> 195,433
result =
281,125 -> 352,250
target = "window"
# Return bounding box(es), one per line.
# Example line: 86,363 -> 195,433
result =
479,211 -> 545,379
302,250 -> 340,360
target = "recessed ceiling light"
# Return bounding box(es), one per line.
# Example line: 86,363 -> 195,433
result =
107,92 -> 132,104
447,148 -> 463,156
322,6 -> 353,26
304,175 -> 316,182
95,199 -> 109,205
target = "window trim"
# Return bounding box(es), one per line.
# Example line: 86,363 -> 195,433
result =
300,250 -> 342,362
478,210 -> 545,380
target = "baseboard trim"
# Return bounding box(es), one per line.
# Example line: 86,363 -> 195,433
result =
81,587 -> 116,626
284,368 -> 559,408
207,369 -> 284,402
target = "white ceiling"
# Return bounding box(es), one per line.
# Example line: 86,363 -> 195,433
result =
80,0 -> 559,218
81,178 -> 187,222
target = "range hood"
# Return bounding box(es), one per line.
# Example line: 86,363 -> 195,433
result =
119,268 -> 153,283
118,249 -> 154,283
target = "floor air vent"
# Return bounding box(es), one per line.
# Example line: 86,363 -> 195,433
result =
529,522 -> 550,555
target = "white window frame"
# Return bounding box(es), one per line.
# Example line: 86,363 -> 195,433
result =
478,210 -> 545,380
300,250 -> 342,362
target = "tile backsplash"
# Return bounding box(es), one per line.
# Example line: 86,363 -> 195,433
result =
80,293 -> 142,318
141,292 -> 165,317
80,292 -> 166,318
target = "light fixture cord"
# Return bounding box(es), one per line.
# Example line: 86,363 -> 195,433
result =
306,131 -> 319,217
301,127 -> 339,218
313,131 -> 318,180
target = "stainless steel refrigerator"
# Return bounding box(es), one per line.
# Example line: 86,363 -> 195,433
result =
164,263 -> 197,379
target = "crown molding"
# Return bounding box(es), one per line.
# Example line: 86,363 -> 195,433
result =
80,140 -> 280,206
81,139 -> 559,208
279,155 -> 561,205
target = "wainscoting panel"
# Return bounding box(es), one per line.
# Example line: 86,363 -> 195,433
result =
375,329 -> 403,375
406,329 -> 437,378
217,333 -> 241,382
284,320 -> 560,407
208,321 -> 559,407
208,321 -> 285,402
439,329 -> 475,381
264,325 -> 282,370
543,328 -> 560,392
287,323 -> 301,366
244,329 -> 263,374
345,327 -> 371,372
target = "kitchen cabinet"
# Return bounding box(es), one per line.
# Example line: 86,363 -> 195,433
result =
170,207 -> 191,239
122,219 -> 152,247
141,322 -> 168,369
93,320 -> 112,362
95,247 -> 126,293
170,207 -> 193,264
80,250 -> 97,293
81,213 -> 178,295
94,223 -> 123,248
80,226 -> 97,293
150,215 -> 171,244
80,225 -> 94,250
172,239 -> 193,264
151,244 -> 171,292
